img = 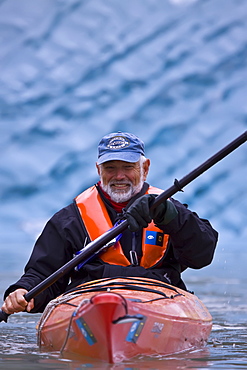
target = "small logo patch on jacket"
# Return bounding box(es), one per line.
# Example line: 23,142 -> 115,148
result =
145,231 -> 164,246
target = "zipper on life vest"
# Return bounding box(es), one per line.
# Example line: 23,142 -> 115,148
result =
129,232 -> 138,265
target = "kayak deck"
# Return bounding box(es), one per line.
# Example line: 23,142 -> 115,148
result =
37,277 -> 212,363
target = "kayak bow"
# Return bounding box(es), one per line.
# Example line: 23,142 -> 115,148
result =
37,277 -> 212,363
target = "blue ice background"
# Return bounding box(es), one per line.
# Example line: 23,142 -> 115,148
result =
0,0 -> 246,279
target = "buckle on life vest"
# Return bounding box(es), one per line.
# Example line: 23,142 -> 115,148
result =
130,250 -> 138,265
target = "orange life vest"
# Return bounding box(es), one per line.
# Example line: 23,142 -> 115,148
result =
75,185 -> 169,268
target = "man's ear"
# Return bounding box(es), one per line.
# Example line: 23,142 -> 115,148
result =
143,159 -> 150,180
96,163 -> 101,176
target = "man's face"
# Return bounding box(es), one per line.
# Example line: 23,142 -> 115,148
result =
97,159 -> 150,203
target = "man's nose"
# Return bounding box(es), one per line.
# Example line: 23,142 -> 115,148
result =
115,168 -> 125,179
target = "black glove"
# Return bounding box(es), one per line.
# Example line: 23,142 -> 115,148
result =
151,197 -> 178,226
124,194 -> 155,232
124,194 -> 178,232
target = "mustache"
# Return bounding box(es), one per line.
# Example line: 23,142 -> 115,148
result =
108,180 -> 132,186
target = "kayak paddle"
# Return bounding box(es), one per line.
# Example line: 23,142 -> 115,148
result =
0,130 -> 246,323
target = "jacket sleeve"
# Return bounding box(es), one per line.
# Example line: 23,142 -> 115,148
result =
159,199 -> 218,269
4,203 -> 86,312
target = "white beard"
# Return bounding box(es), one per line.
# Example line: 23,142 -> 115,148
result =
101,180 -> 144,203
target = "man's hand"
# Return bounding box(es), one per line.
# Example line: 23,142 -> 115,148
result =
125,194 -> 178,232
1,289 -> 34,314
151,197 -> 178,226
124,194 -> 155,232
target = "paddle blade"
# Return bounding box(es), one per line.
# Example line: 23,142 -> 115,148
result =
0,310 -> 10,323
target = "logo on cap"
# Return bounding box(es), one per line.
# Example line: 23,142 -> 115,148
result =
107,136 -> 130,150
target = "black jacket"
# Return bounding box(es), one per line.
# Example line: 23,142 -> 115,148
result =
4,183 -> 218,312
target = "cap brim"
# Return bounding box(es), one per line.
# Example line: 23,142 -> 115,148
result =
97,151 -> 141,165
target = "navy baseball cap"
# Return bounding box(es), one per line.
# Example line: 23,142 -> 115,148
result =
97,132 -> 145,164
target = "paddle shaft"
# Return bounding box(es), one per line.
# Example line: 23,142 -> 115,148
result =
1,130 -> 246,322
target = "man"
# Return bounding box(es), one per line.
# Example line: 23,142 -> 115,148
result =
2,131 -> 218,314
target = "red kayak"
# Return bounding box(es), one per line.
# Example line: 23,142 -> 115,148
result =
37,277 -> 212,363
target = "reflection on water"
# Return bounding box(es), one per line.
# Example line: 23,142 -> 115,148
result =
0,274 -> 247,370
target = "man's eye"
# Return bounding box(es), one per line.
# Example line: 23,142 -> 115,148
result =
105,166 -> 114,170
124,166 -> 134,170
